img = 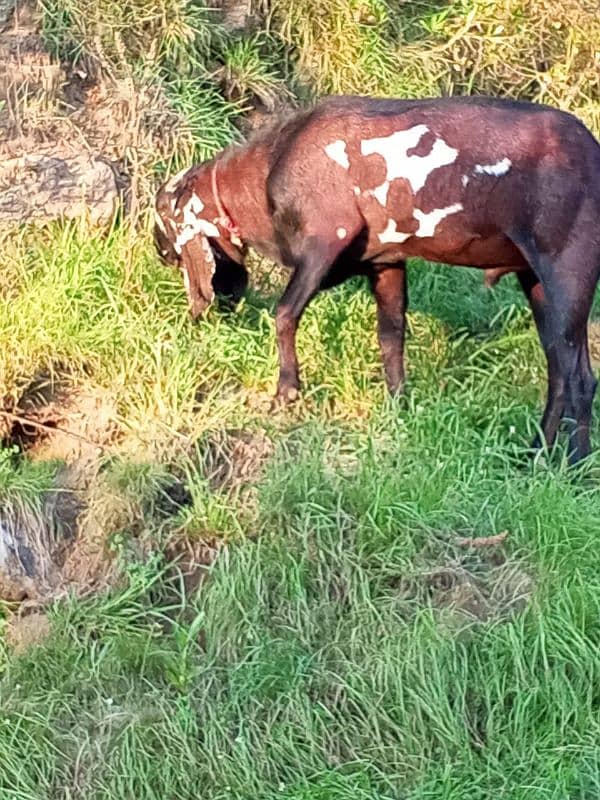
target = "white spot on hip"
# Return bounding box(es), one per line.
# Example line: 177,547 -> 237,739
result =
353,186 -> 361,196
325,140 -> 350,169
462,174 -> 469,187
361,125 -> 458,201
336,227 -> 347,239
474,158 -> 512,177
413,203 -> 463,238
378,219 -> 411,244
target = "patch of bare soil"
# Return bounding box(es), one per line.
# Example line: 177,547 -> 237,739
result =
202,428 -> 274,491
0,369 -> 119,602
4,609 -> 50,653
0,1 -> 182,220
1,368 -> 118,463
164,535 -> 223,598
392,535 -> 533,628
0,372 -> 258,614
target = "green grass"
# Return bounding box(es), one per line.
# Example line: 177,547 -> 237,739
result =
1,222 -> 600,798
4,1 -> 600,795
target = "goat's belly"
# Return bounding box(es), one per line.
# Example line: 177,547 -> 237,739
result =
371,231 -> 527,269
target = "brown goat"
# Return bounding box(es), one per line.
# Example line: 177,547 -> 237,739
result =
154,95 -> 600,463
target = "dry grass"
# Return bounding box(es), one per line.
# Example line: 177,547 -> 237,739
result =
269,0 -> 600,133
396,0 -> 600,131
270,0 -> 397,95
1,4 -> 600,797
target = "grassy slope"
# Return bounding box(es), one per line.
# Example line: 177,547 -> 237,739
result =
1,224 -> 599,798
2,0 -> 600,796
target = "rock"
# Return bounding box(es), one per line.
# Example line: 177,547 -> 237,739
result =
0,0 -> 15,26
0,152 -> 120,226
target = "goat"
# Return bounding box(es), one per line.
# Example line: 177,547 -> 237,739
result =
154,94 -> 600,462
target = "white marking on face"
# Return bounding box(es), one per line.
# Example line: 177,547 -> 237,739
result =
164,166 -> 189,195
474,158 -> 512,177
182,267 -> 191,297
200,235 -> 216,277
336,227 -> 347,239
325,140 -> 350,169
378,219 -> 411,244
361,125 -> 459,202
176,227 -> 196,250
154,207 -> 167,234
198,219 -> 220,237
413,203 -> 463,238
462,174 -> 469,187
186,193 -> 204,216
174,193 -> 220,249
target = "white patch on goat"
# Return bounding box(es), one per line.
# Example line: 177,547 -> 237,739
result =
325,140 -> 350,169
378,219 -> 411,244
372,181 -> 390,206
200,234 -> 216,277
164,166 -> 189,195
353,186 -> 361,196
336,227 -> 347,239
175,193 -> 220,250
198,219 -> 220,237
462,174 -> 469,187
361,126 -> 459,204
154,207 -> 167,234
185,193 -> 204,216
182,266 -> 191,296
413,203 -> 463,238
474,158 -> 512,177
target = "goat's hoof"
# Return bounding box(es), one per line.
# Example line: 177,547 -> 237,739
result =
272,386 -> 300,408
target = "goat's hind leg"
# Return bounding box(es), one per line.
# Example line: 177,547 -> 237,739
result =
515,237 -> 599,463
517,269 -> 566,452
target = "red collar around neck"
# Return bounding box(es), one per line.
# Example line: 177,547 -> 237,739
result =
211,162 -> 242,244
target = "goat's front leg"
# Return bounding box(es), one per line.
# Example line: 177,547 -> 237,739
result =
274,249 -> 335,403
369,264 -> 407,395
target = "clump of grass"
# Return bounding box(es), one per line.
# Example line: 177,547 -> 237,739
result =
38,0 -> 243,214
1,197 -> 600,797
2,3 -> 600,796
389,0 -> 600,131
270,0 -> 397,95
40,0 -> 217,77
212,32 -> 291,111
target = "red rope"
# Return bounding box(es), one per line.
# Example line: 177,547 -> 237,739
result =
211,162 -> 242,242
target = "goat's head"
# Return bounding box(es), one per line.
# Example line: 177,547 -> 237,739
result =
154,173 -> 248,318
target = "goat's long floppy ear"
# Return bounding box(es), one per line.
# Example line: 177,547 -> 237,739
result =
179,235 -> 217,318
